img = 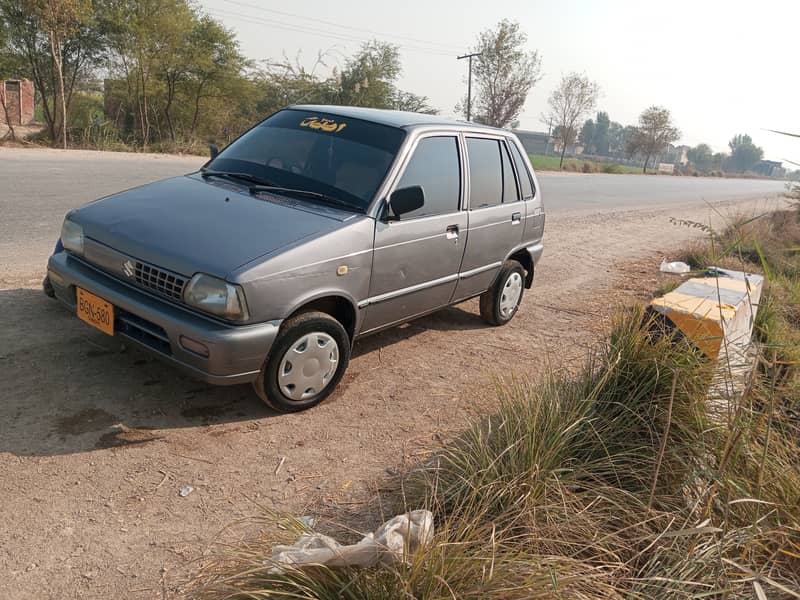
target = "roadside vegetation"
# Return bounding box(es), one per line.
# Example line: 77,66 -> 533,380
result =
190,195 -> 800,598
1,4 -> 789,180
528,153 -> 642,174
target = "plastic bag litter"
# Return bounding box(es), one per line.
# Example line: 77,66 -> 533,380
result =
660,259 -> 691,274
268,509 -> 433,573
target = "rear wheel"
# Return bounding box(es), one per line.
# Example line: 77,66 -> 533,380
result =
253,311 -> 350,413
479,260 -> 526,326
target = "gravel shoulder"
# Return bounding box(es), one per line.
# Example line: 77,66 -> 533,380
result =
0,147 -> 787,599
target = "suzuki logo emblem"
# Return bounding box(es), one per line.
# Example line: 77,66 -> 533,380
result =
122,260 -> 135,278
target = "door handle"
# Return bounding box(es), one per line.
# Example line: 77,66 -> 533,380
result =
446,224 -> 459,240
511,212 -> 522,224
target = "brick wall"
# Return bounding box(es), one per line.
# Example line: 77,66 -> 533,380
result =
0,80 -> 35,125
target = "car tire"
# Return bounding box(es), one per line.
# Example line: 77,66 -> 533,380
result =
253,311 -> 350,413
43,275 -> 55,298
479,260 -> 526,326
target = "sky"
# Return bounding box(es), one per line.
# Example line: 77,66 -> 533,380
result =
200,0 -> 800,164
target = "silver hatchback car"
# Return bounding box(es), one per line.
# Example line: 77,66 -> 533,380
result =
47,105 -> 545,412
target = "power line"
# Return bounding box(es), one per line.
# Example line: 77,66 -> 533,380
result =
208,8 -> 456,56
217,0 -> 464,53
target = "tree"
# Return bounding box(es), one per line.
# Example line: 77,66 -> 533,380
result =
687,143 -> 713,171
543,72 -> 600,167
466,20 -> 542,128
579,118 -> 595,152
183,15 -> 247,139
0,17 -> 25,140
727,134 -> 763,173
336,40 -> 400,108
0,0 -> 104,145
392,90 -> 437,114
607,121 -> 629,156
593,111 -> 610,155
626,106 -> 680,173
33,0 -> 90,149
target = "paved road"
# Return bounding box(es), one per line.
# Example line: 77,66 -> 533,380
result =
540,171 -> 786,212
0,147 -> 787,285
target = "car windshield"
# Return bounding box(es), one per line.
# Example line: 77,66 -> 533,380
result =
205,109 -> 406,211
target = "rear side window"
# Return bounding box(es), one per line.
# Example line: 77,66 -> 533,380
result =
501,143 -> 519,203
395,136 -> 461,219
509,143 -> 535,199
466,137 -> 503,209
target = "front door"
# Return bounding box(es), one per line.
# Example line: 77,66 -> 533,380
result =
360,134 -> 466,333
453,136 -> 525,301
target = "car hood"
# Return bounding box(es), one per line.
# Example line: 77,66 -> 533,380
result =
73,174 -> 349,279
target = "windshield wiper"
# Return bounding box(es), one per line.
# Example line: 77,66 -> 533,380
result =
249,185 -> 365,213
200,169 -> 275,187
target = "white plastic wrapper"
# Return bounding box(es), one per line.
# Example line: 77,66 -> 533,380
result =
268,510 -> 433,573
660,259 -> 691,274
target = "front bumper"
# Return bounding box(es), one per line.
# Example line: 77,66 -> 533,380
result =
47,252 -> 280,385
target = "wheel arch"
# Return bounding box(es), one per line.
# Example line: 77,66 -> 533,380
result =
285,293 -> 359,343
506,247 -> 535,289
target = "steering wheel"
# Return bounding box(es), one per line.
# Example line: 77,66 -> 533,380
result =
266,156 -> 303,174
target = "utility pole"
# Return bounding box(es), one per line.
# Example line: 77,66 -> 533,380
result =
457,52 -> 481,121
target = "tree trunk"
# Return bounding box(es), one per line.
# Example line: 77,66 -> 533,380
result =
559,141 -> 568,168
24,39 -> 57,142
189,77 -> 208,139
164,78 -> 176,143
642,154 -> 650,174
49,29 -> 68,150
0,85 -> 17,141
0,83 -> 17,142
136,59 -> 150,149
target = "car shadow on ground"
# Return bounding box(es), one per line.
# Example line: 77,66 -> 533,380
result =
0,288 -> 489,457
352,303 -> 486,358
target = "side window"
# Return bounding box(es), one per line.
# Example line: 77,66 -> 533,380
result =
509,142 -> 535,199
501,142 -> 519,203
466,137 -> 502,209
394,136 -> 461,219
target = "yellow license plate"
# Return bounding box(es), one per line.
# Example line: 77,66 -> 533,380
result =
76,288 -> 114,336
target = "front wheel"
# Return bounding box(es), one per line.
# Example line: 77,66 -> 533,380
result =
479,260 -> 526,326
253,311 -> 350,413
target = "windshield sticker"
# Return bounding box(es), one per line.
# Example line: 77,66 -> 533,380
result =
300,116 -> 347,133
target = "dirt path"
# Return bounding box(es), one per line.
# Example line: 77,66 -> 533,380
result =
0,195 -> 783,599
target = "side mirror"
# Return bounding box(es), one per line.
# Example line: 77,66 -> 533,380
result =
209,143 -> 219,159
388,185 -> 424,220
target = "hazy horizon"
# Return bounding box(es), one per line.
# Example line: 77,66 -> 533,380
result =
200,0 -> 799,164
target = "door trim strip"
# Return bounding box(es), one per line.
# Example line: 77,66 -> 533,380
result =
458,261 -> 502,280
358,273 -> 459,308
358,262 -> 503,309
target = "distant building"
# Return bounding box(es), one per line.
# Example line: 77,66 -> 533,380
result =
665,144 -> 690,166
753,160 -> 786,178
554,141 -> 584,156
512,129 -> 551,155
0,79 -> 34,126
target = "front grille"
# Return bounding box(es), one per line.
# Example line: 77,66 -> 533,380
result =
134,262 -> 186,300
116,308 -> 172,355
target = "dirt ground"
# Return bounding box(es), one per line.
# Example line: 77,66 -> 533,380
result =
0,194 -> 784,599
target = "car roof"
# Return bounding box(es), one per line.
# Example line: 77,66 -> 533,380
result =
289,104 -> 505,132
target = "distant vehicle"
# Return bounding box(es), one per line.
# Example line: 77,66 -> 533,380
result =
46,105 -> 545,412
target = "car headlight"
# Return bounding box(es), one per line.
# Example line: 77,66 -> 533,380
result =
183,273 -> 249,321
61,219 -> 84,255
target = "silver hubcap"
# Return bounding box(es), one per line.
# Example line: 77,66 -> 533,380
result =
499,272 -> 523,318
278,332 -> 339,402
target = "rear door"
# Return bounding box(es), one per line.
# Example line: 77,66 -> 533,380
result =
453,136 -> 525,301
360,134 -> 467,333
